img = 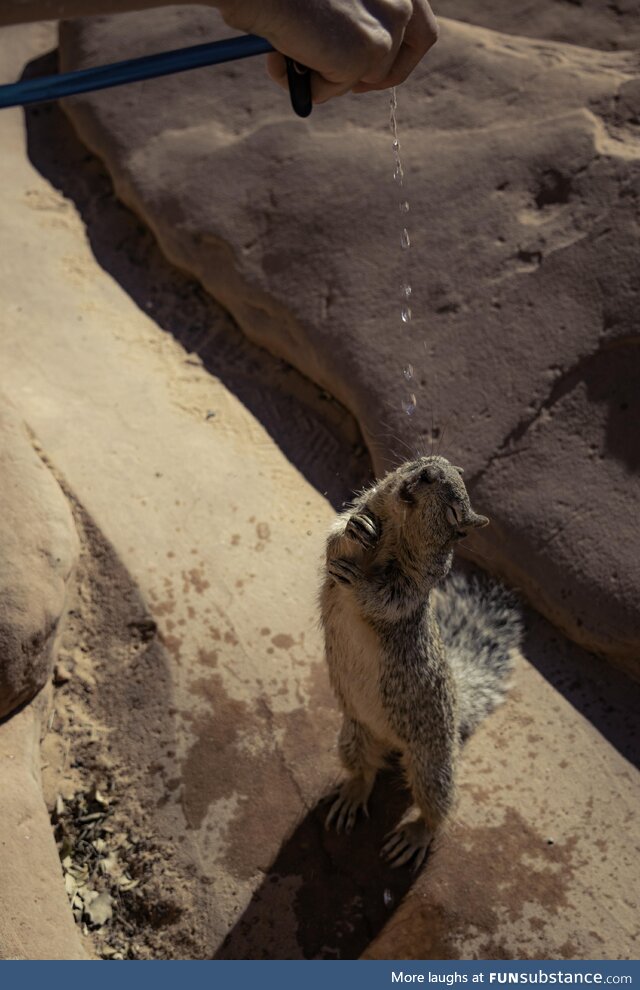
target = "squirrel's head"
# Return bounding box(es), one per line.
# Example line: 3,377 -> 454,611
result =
374,455 -> 489,551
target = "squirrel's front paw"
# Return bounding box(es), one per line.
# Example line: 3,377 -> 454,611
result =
345,512 -> 378,550
325,777 -> 372,834
381,813 -> 433,870
328,558 -> 362,586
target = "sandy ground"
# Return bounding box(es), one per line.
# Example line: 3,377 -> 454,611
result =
0,21 -> 639,961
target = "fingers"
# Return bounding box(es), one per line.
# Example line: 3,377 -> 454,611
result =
266,51 -> 288,90
312,75 -> 359,106
356,3 -> 412,86
350,40 -> 417,93
268,53 -> 364,106
353,0 -> 439,94
264,0 -> 439,108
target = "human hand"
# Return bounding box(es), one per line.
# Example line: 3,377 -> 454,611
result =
214,0 -> 439,104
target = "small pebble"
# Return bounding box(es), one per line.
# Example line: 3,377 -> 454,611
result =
53,663 -> 72,685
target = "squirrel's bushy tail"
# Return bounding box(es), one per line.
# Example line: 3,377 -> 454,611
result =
433,570 -> 523,740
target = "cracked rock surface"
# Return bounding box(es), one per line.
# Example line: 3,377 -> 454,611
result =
58,9 -> 640,671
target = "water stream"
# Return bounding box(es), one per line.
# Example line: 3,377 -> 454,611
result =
390,87 -> 416,417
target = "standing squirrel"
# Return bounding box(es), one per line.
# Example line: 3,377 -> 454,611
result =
320,454 -> 522,868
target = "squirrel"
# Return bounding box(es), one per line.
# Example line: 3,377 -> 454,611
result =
320,454 -> 522,868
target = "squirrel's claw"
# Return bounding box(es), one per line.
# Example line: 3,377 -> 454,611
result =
345,512 -> 378,550
327,558 -> 361,586
325,794 -> 364,833
325,778 -> 371,833
412,845 -> 429,872
381,818 -> 432,870
387,844 -> 419,869
381,831 -> 405,857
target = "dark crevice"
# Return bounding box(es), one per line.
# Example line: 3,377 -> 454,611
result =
534,169 -> 573,209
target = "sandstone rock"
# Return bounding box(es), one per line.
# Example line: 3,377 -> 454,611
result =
58,12 -> 640,671
0,692 -> 88,960
435,0 -> 640,52
0,395 -> 79,718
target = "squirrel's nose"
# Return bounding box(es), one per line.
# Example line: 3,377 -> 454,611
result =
419,465 -> 441,484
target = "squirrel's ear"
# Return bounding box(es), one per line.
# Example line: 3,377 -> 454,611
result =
467,511 -> 489,529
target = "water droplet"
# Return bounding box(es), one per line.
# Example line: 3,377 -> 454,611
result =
393,163 -> 404,184
402,394 -> 417,416
392,139 -> 400,152
401,304 -> 412,323
400,228 -> 410,250
403,363 -> 414,380
402,282 -> 412,299
383,888 -> 394,908
399,200 -> 409,213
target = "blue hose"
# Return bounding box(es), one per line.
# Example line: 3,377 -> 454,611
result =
0,33 -> 274,109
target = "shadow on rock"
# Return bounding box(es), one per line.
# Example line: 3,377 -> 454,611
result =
453,561 -> 640,773
523,614 -> 640,772
215,770 -> 416,960
22,50 -> 371,513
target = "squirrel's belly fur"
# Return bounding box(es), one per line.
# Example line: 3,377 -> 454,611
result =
322,583 -> 404,750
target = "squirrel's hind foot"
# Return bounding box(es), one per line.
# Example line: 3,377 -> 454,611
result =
325,775 -> 373,834
382,811 -> 432,870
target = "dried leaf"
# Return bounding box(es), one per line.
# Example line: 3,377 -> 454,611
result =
68,863 -> 89,882
117,877 -> 140,891
72,891 -> 85,910
78,812 -> 105,824
59,835 -> 74,861
64,873 -> 77,897
99,852 -> 122,878
84,891 -> 113,928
